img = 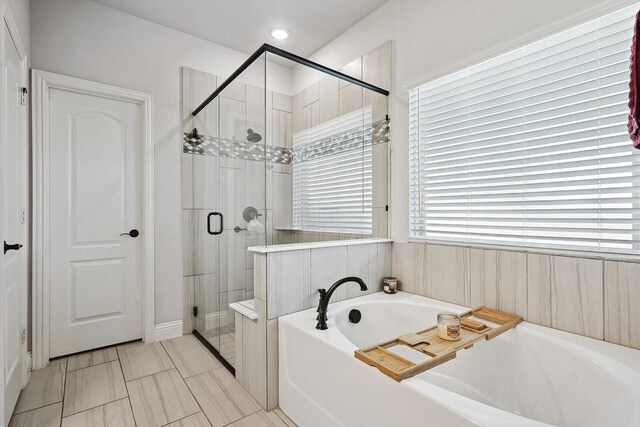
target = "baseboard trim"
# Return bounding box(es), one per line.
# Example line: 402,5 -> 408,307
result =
154,320 -> 183,341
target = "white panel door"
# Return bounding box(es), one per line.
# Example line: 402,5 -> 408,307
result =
48,85 -> 143,358
1,22 -> 26,426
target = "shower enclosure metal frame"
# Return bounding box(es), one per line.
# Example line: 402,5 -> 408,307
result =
192,43 -> 389,117
189,43 -> 390,374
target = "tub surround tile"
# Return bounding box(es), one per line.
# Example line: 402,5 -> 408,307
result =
310,246 -> 348,302
186,369 -> 260,427
63,361 -> 127,417
528,255 -> 604,339
605,261 -> 640,349
13,364 -> 65,414
61,399 -> 135,427
127,369 -> 200,427
425,244 -> 470,306
161,335 -> 222,378
377,242 -> 392,291
391,242 -> 426,295
346,244 -> 378,299
165,412 -> 212,427
469,249 -> 527,317
118,342 -> 175,381
267,250 -> 311,319
9,403 -> 62,427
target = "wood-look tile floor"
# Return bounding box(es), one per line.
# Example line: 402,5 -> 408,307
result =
9,334 -> 297,427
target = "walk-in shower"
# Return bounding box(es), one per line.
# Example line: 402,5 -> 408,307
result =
181,42 -> 391,371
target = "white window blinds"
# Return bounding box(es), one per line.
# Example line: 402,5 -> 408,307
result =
409,5 -> 640,255
292,106 -> 373,235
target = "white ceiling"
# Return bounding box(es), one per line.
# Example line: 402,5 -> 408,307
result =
91,0 -> 387,58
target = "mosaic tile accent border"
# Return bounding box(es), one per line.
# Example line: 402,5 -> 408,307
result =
183,133 -> 293,164
373,118 -> 390,145
293,128 -> 372,163
183,117 -> 389,165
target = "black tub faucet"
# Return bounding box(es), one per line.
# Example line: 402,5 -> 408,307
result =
316,277 -> 368,330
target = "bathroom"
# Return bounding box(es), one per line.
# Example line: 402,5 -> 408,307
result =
1,1 -> 640,426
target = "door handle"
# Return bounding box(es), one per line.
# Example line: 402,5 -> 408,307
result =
207,212 -> 223,235
4,241 -> 23,255
120,229 -> 140,238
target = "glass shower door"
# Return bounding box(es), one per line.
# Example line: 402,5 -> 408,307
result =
192,53 -> 267,371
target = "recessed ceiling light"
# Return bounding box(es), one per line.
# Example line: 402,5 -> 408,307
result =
270,28 -> 290,40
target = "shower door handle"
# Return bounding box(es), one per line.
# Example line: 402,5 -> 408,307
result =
207,212 -> 223,235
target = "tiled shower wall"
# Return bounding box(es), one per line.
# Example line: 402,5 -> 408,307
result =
181,67 -> 291,333
278,41 -> 391,243
392,242 -> 640,350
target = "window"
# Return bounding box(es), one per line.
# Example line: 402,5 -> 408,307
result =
292,106 -> 372,235
409,5 -> 640,255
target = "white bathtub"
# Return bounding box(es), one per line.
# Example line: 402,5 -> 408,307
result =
279,292 -> 640,427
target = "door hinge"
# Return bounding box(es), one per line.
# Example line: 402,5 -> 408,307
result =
20,87 -> 27,105
20,328 -> 27,344
192,306 -> 198,317
20,209 -> 26,224
385,205 -> 389,212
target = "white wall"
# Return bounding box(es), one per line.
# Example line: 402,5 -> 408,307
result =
294,0 -> 638,242
7,0 -> 28,56
29,0 -> 290,325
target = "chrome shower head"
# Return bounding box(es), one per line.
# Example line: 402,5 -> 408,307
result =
247,128 -> 262,143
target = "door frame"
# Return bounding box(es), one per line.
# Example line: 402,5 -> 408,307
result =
0,1 -> 28,421
31,70 -> 155,369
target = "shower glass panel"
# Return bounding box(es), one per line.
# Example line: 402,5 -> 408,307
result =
185,43 -> 390,372
191,53 -> 267,370
265,50 -> 389,246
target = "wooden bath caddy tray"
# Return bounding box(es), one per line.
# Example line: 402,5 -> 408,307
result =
354,307 -> 522,381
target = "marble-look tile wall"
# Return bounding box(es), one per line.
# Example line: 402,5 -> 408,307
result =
392,242 -> 640,349
182,67 -> 285,334
236,240 -> 392,410
285,41 -> 391,242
